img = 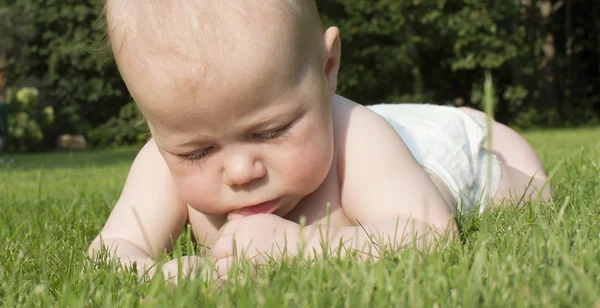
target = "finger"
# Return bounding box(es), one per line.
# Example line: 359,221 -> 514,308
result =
227,212 -> 245,221
217,218 -> 243,238
179,256 -> 217,282
215,256 -> 235,282
217,274 -> 228,287
211,234 -> 235,261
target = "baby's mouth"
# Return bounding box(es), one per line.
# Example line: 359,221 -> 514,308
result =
227,198 -> 281,220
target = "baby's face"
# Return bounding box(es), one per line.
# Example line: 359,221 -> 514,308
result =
117,27 -> 337,218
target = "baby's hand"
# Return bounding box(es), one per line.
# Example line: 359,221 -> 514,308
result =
212,214 -> 301,282
160,256 -> 216,286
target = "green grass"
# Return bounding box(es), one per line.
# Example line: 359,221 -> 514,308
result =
1,128 -> 599,307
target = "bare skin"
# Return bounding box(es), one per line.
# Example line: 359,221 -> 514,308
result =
90,0 -> 551,283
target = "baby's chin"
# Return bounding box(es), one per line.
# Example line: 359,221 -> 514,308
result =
274,196 -> 306,218
274,202 -> 298,218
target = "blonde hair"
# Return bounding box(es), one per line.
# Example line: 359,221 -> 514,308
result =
104,0 -> 323,60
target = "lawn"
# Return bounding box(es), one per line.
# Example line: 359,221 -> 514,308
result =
1,128 -> 599,307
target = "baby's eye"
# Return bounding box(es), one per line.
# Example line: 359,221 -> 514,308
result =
255,124 -> 290,140
180,147 -> 213,162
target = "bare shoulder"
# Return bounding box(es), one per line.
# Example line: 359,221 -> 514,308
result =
331,95 -> 417,183
331,96 -> 453,230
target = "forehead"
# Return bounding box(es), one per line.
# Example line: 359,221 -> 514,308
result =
109,1 -> 320,133
122,39 -> 319,143
122,30 -> 310,126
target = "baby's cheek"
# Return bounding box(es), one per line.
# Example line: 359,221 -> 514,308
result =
287,137 -> 333,191
174,175 -> 219,214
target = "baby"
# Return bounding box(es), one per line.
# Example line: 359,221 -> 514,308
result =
89,0 -> 551,283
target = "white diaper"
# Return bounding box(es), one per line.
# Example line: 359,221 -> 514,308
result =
367,103 -> 501,214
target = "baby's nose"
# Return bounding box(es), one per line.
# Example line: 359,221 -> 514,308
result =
222,151 -> 266,186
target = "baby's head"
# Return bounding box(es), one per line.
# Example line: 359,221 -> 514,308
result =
106,0 -> 341,217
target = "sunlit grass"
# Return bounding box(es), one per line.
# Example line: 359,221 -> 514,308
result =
1,128 -> 599,307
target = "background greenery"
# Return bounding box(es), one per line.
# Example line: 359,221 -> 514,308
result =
1,128 -> 599,306
1,0 -> 599,151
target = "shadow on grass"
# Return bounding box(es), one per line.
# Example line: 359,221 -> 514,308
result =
0,147 -> 141,171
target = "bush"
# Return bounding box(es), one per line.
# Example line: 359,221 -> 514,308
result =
0,0 -> 128,150
87,102 -> 149,148
5,86 -> 54,152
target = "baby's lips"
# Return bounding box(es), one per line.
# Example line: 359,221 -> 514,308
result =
226,198 -> 281,221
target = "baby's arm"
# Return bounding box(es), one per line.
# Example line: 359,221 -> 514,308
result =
304,100 -> 457,257
88,139 -> 205,281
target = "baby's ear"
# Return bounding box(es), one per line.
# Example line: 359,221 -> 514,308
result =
322,26 -> 341,94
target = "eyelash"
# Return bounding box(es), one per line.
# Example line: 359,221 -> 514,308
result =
179,147 -> 213,163
179,124 -> 292,163
254,124 -> 291,140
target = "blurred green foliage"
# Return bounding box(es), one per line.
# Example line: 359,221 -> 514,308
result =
5,87 -> 54,151
0,0 -> 599,151
319,0 -> 600,127
87,102 -> 149,149
0,0 -> 128,151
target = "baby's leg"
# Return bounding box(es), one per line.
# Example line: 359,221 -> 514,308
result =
458,107 -> 552,204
